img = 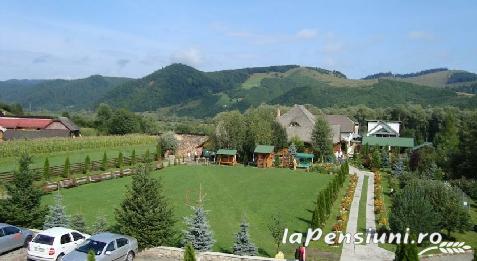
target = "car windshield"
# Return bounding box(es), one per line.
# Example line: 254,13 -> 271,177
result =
76,239 -> 106,255
32,234 -> 54,245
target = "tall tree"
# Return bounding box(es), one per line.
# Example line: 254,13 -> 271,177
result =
271,121 -> 288,149
43,157 -> 50,181
115,164 -> 176,249
95,103 -> 113,134
63,157 -> 71,178
44,192 -> 70,229
108,109 -> 141,135
84,155 -> 91,174
233,220 -> 258,256
159,131 -> 178,154
311,115 -> 333,162
0,153 -> 47,228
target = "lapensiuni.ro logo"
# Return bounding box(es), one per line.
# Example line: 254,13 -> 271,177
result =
282,228 -> 471,256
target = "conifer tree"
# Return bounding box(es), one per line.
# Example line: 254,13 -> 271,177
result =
0,153 -> 47,228
90,215 -> 108,234
70,213 -> 87,233
117,152 -> 124,169
311,115 -> 333,162
43,157 -> 50,181
311,202 -> 322,229
115,164 -> 176,249
87,250 -> 96,261
395,241 -> 419,261
130,149 -> 136,166
156,143 -> 163,161
144,149 -> 151,163
233,220 -> 258,256
183,242 -> 196,261
101,152 -> 108,171
63,157 -> 71,178
44,192 -> 70,229
84,155 -> 91,174
183,193 -> 215,252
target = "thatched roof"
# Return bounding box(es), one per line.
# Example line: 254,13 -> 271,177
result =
277,105 -> 341,144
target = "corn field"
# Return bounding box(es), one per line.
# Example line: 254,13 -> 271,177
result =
0,134 -> 157,158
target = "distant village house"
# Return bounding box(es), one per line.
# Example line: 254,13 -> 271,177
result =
0,116 -> 80,142
276,105 -> 360,157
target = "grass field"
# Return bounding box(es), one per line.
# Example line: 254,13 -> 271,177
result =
357,176 -> 369,233
42,165 -> 333,257
0,144 -> 156,172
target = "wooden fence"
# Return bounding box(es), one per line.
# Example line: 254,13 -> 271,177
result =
0,153 -> 155,182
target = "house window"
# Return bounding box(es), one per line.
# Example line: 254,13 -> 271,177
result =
289,121 -> 300,127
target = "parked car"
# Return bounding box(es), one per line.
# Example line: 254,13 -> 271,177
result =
0,223 -> 34,254
63,232 -> 138,261
27,227 -> 90,261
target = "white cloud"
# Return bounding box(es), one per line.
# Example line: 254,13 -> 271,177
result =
296,29 -> 317,39
170,48 -> 203,66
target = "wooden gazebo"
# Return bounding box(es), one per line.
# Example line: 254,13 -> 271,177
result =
216,149 -> 237,166
295,153 -> 314,169
254,145 -> 275,168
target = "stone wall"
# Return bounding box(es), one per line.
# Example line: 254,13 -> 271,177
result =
137,246 -> 285,261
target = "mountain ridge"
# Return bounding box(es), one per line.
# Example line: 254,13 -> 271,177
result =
1,63 -> 476,117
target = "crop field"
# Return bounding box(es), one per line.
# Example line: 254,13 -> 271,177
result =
42,165 -> 333,257
0,135 -> 157,172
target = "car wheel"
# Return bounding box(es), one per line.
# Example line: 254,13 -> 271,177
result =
126,251 -> 134,261
56,254 -> 65,261
23,235 -> 33,247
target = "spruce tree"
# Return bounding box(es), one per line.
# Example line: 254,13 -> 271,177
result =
311,204 -> 322,229
70,213 -> 87,232
130,149 -> 136,166
311,115 -> 333,162
144,149 -> 151,163
44,192 -> 70,229
43,157 -> 50,181
63,157 -> 71,178
117,152 -> 124,169
233,220 -> 257,256
183,242 -> 196,261
183,206 -> 215,251
115,164 -> 176,249
90,215 -> 108,234
156,143 -> 163,161
84,155 -> 91,174
87,250 -> 96,261
101,152 -> 108,171
0,153 -> 47,228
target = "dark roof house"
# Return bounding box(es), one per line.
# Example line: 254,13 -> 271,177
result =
277,105 -> 352,144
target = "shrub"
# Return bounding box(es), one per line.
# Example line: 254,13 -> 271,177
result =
159,131 -> 178,154
43,158 -> 50,181
101,152 -> 108,171
84,155 -> 91,174
63,157 -> 71,178
183,243 -> 196,261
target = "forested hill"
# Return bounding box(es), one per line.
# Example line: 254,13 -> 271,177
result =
1,63 -> 476,117
0,75 -> 131,110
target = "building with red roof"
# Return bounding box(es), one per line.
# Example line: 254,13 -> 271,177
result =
0,116 -> 80,141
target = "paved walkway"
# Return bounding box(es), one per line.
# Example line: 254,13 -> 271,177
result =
340,166 -> 394,261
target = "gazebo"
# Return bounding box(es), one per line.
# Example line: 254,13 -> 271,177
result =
216,149 -> 237,166
295,153 -> 314,168
254,145 -> 275,168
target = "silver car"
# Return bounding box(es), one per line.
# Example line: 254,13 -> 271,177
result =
63,232 -> 138,261
0,223 -> 34,254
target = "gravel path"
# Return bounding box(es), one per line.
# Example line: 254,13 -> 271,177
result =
340,166 -> 394,261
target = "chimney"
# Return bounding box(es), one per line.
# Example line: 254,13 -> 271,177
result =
277,108 -> 281,118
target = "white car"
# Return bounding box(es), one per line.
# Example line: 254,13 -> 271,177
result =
27,227 -> 90,261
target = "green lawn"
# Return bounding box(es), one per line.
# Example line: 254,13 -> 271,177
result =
0,144 -> 156,172
358,176 -> 369,233
42,165 -> 333,258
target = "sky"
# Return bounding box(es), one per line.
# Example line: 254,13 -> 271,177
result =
0,0 -> 476,80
